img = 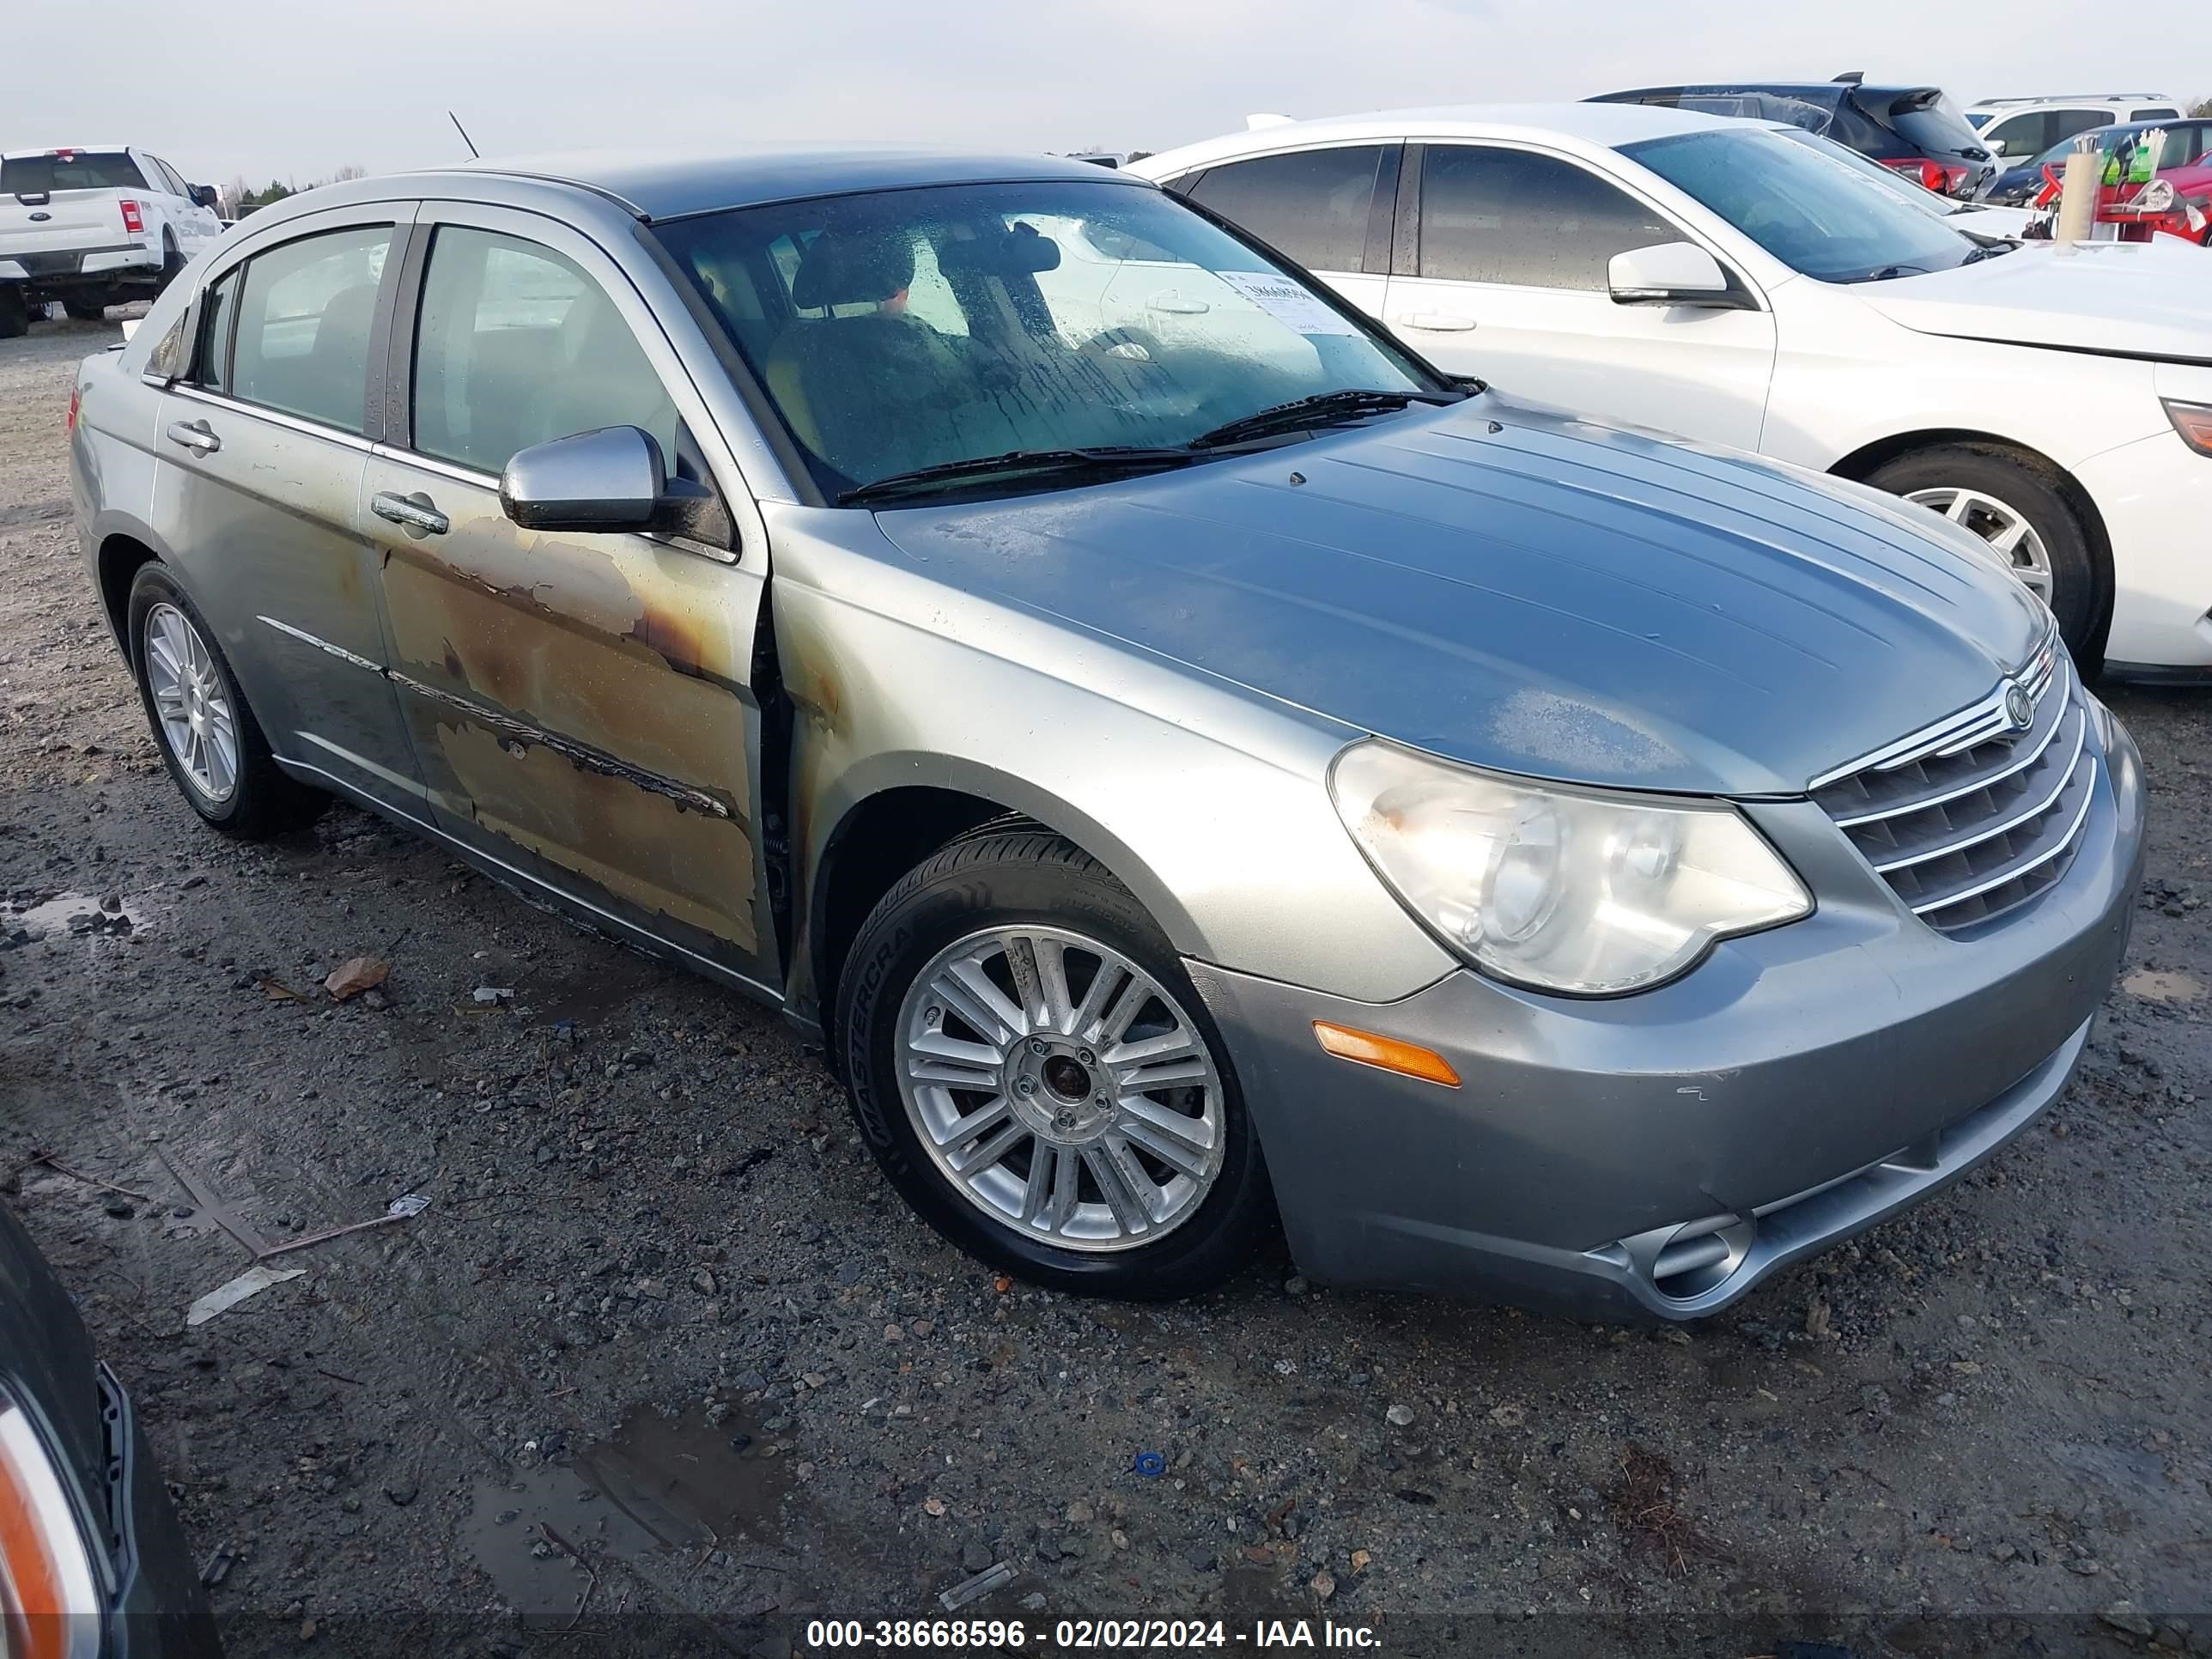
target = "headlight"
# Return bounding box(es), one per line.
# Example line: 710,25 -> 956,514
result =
1329,741 -> 1811,995
0,1384 -> 101,1659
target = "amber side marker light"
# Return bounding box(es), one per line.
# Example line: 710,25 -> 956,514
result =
0,1387 -> 101,1659
2166,400 -> 2212,457
1311,1021 -> 1462,1087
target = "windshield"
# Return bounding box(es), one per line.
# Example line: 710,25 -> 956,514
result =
1771,126 -> 1978,218
653,179 -> 1436,502
3,150 -> 148,197
1622,128 -> 1982,282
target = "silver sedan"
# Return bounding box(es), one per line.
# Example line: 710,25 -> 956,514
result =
65,149 -> 2142,1316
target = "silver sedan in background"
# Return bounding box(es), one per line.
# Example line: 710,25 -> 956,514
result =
65,149 -> 2142,1317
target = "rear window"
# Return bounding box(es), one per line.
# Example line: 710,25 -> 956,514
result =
3,150 -> 148,196
1882,94 -> 1985,158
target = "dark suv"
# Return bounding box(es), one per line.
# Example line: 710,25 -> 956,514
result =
1588,76 -> 1996,197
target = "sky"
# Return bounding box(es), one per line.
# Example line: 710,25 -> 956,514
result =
12,0 -> 2210,186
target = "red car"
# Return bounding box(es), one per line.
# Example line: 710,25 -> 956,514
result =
2036,149 -> 2212,244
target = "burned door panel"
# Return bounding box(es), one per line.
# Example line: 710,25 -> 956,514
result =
368,468 -> 772,975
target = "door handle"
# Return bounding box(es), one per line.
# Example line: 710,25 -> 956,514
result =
164,418 -> 220,454
370,490 -> 449,538
1396,313 -> 1477,332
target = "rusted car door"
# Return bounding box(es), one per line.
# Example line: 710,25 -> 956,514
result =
359,203 -> 779,994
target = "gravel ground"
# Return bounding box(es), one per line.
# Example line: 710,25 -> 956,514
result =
4,316 -> 2211,1659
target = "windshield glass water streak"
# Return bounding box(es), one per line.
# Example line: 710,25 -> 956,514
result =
1622,128 -> 1985,283
653,179 -> 1440,503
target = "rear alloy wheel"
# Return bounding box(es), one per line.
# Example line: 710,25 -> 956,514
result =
126,564 -> 325,838
838,830 -> 1270,1298
1868,444 -> 2100,655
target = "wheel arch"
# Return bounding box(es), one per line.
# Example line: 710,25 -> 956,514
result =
94,530 -> 166,659
1829,427 -> 2115,659
801,761 -> 1206,1053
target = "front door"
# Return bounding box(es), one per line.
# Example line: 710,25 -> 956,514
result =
1382,143 -> 1777,453
150,210 -> 426,816
362,204 -> 779,991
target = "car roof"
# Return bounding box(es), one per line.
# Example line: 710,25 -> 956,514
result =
1597,82 -> 1932,101
1967,94 -> 2172,110
1128,102 -> 1736,176
408,146 -> 1151,222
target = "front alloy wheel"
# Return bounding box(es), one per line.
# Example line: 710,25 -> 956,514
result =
896,924 -> 1226,1251
837,829 -> 1269,1298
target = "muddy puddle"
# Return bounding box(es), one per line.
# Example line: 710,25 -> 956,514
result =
465,1400 -> 795,1625
2,890 -> 146,944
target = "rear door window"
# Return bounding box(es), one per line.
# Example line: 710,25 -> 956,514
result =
1416,145 -> 1676,291
410,225 -> 677,476
194,270 -> 240,392
2,150 -> 149,195
1183,147 -> 1389,273
230,225 -> 393,433
1983,111 -> 2056,157
2133,107 -> 2181,122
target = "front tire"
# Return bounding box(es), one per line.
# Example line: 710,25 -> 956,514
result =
126,564 -> 325,839
64,300 -> 108,323
1867,444 -> 2101,656
836,830 -> 1270,1299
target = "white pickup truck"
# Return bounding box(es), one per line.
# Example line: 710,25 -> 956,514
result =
0,146 -> 224,336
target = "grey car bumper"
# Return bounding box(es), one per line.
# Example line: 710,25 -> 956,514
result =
1188,718 -> 2145,1321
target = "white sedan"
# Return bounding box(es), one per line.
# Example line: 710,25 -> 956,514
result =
1131,105 -> 2212,677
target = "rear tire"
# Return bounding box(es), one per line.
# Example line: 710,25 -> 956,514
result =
836,830 -> 1271,1299
125,564 -> 326,839
1867,444 -> 2101,657
155,230 -> 185,292
0,287 -> 27,340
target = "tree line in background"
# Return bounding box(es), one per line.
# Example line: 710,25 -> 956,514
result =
219,165 -> 365,219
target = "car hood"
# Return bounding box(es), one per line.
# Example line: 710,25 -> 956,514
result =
872,402 -> 2046,795
1859,241 -> 2212,361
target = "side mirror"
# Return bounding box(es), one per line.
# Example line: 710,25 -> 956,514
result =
1607,241 -> 1736,307
499,425 -> 733,546
501,427 -> 665,533
1984,138 -> 2008,157
190,185 -> 219,209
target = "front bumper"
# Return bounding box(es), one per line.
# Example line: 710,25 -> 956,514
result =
1189,717 -> 2144,1320
2085,425 -> 2212,678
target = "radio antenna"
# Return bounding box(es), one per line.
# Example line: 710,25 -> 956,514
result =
448,112 -> 481,160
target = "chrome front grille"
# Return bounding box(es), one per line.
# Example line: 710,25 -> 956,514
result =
1811,624 -> 2099,933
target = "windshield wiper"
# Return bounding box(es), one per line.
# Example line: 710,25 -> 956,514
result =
1959,241 -> 2015,262
1861,264 -> 1932,282
838,446 -> 1201,507
1188,387 -> 1462,451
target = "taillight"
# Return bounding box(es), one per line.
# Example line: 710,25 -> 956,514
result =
0,1388 -> 102,1659
118,200 -> 143,235
64,388 -> 79,434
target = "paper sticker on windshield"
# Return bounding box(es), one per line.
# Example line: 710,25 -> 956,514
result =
1216,270 -> 1364,336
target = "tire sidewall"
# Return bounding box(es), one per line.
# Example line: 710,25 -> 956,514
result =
838,839 -> 1266,1298
126,564 -> 260,830
1871,447 -> 2100,650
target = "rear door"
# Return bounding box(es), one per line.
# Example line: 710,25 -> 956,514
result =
363,203 -> 779,991
1179,143 -> 1397,319
141,153 -> 221,258
149,206 -> 426,814
1382,143 -> 1776,450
